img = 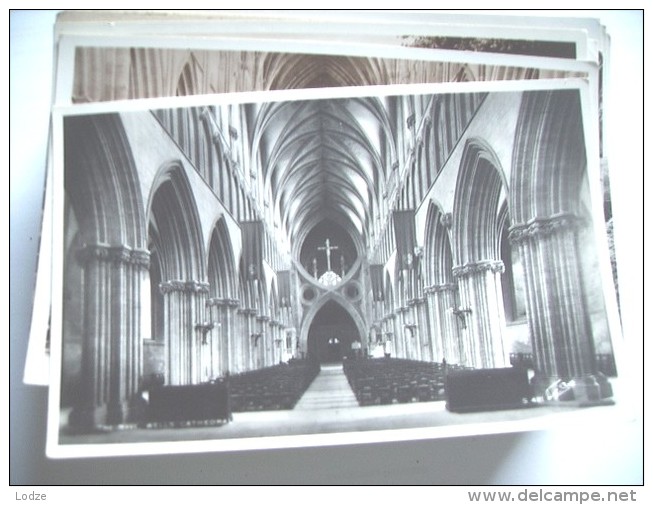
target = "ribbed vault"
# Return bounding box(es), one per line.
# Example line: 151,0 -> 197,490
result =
250,96 -> 397,253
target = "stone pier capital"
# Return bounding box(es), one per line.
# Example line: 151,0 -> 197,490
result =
77,243 -> 150,268
452,260 -> 504,278
159,280 -> 210,294
508,213 -> 585,244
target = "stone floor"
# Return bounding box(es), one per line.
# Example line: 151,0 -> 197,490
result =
293,363 -> 359,411
57,367 -> 629,453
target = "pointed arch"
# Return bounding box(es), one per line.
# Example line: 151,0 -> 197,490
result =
256,275 -> 269,317
64,113 -> 146,248
299,292 -> 367,355
423,202 -> 455,287
498,202 -> 527,323
453,138 -> 508,265
207,217 -> 237,300
176,55 -> 203,97
384,270 -> 395,314
146,162 -> 208,385
451,137 -> 510,369
394,250 -> 407,308
147,162 -> 206,282
269,278 -> 279,313
510,89 -> 586,223
237,256 -> 252,310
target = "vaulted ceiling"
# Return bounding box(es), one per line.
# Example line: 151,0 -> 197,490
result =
249,95 -> 400,251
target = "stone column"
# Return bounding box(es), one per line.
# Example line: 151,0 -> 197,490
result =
249,310 -> 260,370
405,299 -> 421,361
452,261 -> 508,369
224,299 -> 240,374
250,310 -> 259,370
412,297 -> 429,361
426,283 -> 462,365
383,313 -> 396,357
370,301 -> 383,356
256,315 -> 271,368
206,298 -> 230,379
238,308 -> 257,371
267,318 -> 276,366
423,286 -> 440,363
509,214 -> 611,402
69,244 -> 149,430
235,307 -> 248,373
160,280 -> 210,386
269,320 -> 277,364
396,308 -> 405,359
272,320 -> 283,364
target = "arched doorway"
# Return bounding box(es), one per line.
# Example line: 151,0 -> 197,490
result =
307,300 -> 361,363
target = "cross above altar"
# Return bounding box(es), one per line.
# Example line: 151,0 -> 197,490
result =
317,238 -> 339,272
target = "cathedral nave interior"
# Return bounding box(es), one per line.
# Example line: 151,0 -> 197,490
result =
60,56 -> 618,434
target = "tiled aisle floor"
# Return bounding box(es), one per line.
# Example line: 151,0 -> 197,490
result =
293,363 -> 359,411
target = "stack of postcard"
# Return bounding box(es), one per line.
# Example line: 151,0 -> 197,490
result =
20,10 -> 638,461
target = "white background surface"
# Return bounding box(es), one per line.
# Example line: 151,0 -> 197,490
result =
6,6 -> 645,494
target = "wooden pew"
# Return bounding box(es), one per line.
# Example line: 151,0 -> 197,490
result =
229,359 -> 320,412
145,381 -> 231,428
343,357 -> 448,406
